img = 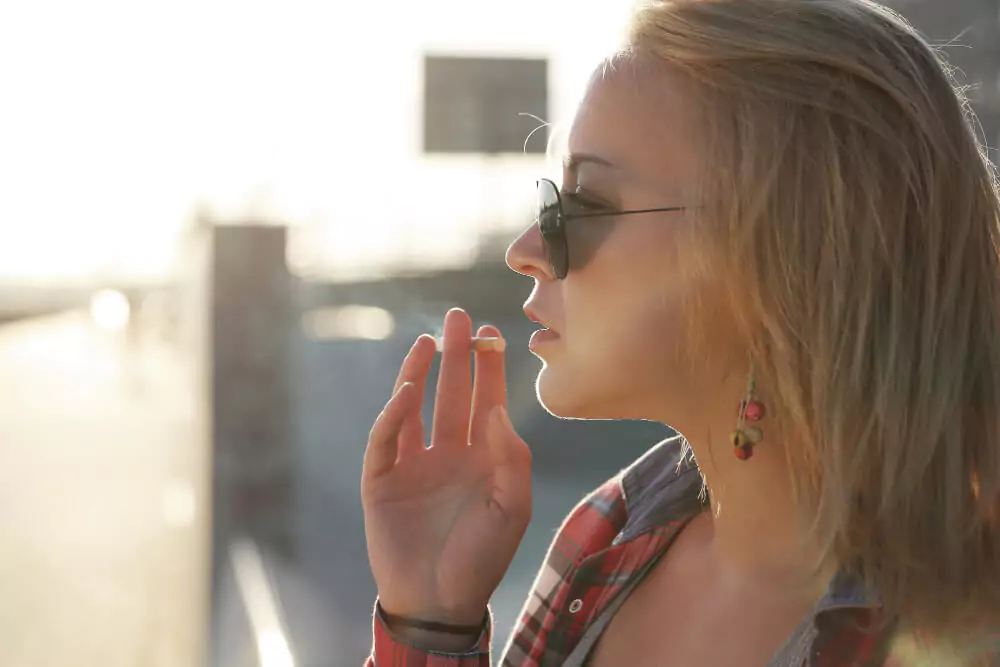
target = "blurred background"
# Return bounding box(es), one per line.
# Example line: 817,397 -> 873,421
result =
0,1 -> 995,666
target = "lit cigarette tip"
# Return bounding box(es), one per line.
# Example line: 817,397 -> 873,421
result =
434,336 -> 506,353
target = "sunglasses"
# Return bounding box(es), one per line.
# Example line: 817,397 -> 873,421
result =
535,178 -> 687,279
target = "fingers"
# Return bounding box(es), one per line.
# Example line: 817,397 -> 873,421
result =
363,382 -> 417,481
393,334 -> 436,455
431,308 -> 473,451
470,324 -> 507,445
393,334 -> 436,393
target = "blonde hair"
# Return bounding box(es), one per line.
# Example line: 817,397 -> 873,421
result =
626,0 -> 1000,655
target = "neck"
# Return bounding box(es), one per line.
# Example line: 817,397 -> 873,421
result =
655,380 -> 835,596
697,435 -> 824,584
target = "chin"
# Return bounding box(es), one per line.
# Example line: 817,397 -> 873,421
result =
534,365 -> 618,420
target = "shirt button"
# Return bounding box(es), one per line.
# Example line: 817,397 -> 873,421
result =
568,599 -> 584,614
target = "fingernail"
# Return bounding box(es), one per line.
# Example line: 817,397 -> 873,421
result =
472,337 -> 506,353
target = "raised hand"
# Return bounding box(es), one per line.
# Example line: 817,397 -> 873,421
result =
361,308 -> 533,627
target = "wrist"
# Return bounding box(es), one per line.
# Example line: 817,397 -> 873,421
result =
376,601 -> 487,653
377,598 -> 488,628
384,622 -> 482,653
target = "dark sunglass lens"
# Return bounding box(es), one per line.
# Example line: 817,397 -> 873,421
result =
536,179 -> 561,235
536,180 -> 567,278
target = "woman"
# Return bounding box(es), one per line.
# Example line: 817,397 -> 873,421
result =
361,0 -> 1000,664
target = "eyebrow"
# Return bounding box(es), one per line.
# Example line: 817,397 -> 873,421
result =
563,153 -> 617,171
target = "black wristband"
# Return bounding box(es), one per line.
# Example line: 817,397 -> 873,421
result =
379,604 -> 486,636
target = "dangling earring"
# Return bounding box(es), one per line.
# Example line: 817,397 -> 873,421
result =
730,370 -> 765,460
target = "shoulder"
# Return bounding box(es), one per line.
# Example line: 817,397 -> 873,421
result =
556,472 -> 629,553
497,436 -> 700,666
498,463 -> 629,666
545,434 -> 700,575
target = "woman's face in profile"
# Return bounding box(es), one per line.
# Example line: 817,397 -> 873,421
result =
507,55 -> 737,424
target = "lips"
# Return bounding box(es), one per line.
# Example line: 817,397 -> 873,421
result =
523,302 -> 561,345
523,304 -> 554,332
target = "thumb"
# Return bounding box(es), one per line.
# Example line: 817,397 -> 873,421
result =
487,406 -> 532,520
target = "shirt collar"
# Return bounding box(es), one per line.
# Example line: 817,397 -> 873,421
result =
618,435 -> 706,543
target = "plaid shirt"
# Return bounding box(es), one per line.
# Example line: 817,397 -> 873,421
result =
367,436 -> 911,667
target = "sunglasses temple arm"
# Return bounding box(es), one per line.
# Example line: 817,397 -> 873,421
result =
564,206 -> 686,219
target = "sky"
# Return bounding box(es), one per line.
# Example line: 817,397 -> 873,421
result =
0,0 -> 632,283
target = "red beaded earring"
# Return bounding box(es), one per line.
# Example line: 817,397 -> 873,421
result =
730,372 -> 765,460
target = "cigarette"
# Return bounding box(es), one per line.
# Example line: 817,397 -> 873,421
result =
434,336 -> 506,353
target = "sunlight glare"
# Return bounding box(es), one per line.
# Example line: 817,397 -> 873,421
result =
0,0 -> 631,280
89,290 -> 131,332
161,481 -> 197,528
258,630 -> 296,667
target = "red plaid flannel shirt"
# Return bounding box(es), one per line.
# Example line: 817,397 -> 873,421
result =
365,436 -> 947,666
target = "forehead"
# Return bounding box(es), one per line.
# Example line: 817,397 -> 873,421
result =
567,54 -> 697,190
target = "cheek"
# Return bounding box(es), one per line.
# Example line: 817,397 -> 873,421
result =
536,294 -> 683,419
576,291 -> 684,376
542,280 -> 680,410
535,223 -> 729,417
566,224 -> 687,360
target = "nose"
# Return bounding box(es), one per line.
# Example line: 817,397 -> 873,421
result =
506,223 -> 554,281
